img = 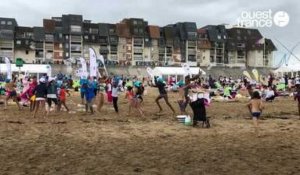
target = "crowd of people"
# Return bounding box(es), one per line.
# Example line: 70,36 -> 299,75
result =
0,71 -> 299,132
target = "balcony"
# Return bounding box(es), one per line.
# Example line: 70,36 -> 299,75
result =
133,38 -> 143,46
45,43 -> 53,51
133,54 -> 143,61
45,35 -> 54,42
100,47 -> 109,54
133,47 -> 143,54
70,35 -> 82,43
110,54 -> 118,61
188,41 -> 197,48
71,44 -> 82,52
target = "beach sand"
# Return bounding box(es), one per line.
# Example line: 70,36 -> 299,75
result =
0,88 -> 299,175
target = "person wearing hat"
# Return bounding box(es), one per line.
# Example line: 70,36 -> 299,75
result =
154,76 -> 175,114
32,77 -> 47,118
131,81 -> 145,117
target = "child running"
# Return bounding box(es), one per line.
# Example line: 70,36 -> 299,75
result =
125,85 -> 134,115
4,78 -> 21,110
85,79 -> 95,115
32,78 -> 47,118
247,91 -> 264,135
111,80 -> 119,113
132,81 -> 145,117
154,76 -> 175,114
58,85 -> 70,112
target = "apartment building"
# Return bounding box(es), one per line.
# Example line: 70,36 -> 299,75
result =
147,25 -> 160,65
197,29 -> 211,66
201,25 -> 227,66
83,20 -> 100,64
0,18 -> 17,62
14,26 -> 36,63
0,15 -> 276,68
226,27 -> 276,68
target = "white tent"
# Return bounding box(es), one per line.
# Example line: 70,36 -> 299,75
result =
152,67 -> 206,82
274,64 -> 300,77
0,64 -> 52,79
153,67 -> 206,76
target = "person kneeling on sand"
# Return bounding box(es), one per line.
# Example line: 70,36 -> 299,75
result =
247,91 -> 264,135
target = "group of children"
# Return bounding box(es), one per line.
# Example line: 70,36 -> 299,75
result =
1,75 -> 70,118
1,72 -> 300,134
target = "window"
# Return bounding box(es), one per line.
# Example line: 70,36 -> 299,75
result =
91,35 -> 95,40
217,35 -> 221,40
25,40 -> 29,45
59,33 -> 62,38
26,50 -> 29,55
70,25 -> 82,33
84,35 -> 88,39
59,52 -> 63,57
1,21 -> 5,25
139,28 -> 143,33
65,35 -> 69,39
65,43 -> 69,48
237,29 -> 241,34
134,28 -> 138,34
16,40 -> 21,45
90,28 -> 98,34
66,52 -> 69,57
7,21 -> 12,25
59,44 -> 63,48
133,20 -> 137,25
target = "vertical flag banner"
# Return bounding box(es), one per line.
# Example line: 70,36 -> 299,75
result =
4,57 -> 12,80
243,70 -> 252,80
146,67 -> 154,78
79,57 -> 88,78
182,63 -> 191,78
252,69 -> 259,82
98,54 -> 108,76
89,48 -> 98,77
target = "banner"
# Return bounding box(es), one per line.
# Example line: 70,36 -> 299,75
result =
4,57 -> 12,80
146,67 -> 154,78
79,57 -> 88,78
98,54 -> 108,76
89,48 -> 98,77
252,69 -> 259,82
182,63 -> 191,78
243,70 -> 252,80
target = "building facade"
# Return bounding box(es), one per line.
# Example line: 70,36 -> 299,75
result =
0,15 -> 276,68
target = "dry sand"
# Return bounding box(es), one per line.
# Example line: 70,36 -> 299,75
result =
0,88 -> 299,175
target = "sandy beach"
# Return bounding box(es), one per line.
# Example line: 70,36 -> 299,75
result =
0,88 -> 299,175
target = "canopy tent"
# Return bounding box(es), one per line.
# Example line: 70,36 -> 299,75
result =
273,64 -> 300,77
152,67 -> 206,76
0,64 -> 52,79
151,67 -> 206,83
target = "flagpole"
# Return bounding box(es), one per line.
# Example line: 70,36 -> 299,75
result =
263,37 -> 266,66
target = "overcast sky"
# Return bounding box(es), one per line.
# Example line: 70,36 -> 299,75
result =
1,0 -> 299,65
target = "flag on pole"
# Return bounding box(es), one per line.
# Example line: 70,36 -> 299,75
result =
4,57 -> 12,80
89,48 -> 98,77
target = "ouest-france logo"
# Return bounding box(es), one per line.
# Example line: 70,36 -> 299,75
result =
236,10 -> 289,28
